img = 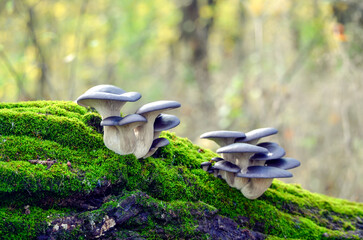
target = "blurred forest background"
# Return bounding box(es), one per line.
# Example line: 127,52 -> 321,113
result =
0,0 -> 362,201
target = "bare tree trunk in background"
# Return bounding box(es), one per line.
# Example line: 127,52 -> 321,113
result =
180,0 -> 216,137
26,5 -> 52,100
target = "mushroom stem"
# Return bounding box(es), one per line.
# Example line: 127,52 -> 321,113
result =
103,125 -> 137,155
133,112 -> 160,158
241,178 -> 273,199
80,99 -> 126,119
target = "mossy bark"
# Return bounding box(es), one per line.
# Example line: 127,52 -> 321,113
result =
0,101 -> 362,239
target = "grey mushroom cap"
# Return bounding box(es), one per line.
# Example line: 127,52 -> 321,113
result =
76,91 -> 141,106
201,161 -> 212,167
236,166 -> 293,179
154,114 -> 180,132
250,142 -> 286,161
211,157 -> 224,162
236,127 -> 278,143
150,137 -> 170,149
213,160 -> 241,173
200,131 -> 246,141
83,84 -> 127,95
101,114 -> 147,126
136,100 -> 181,115
217,143 -> 269,154
266,158 -> 301,170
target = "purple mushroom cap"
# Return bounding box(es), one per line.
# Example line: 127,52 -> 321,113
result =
265,158 -> 301,170
154,114 -> 180,132
250,142 -> 286,161
217,143 -> 269,154
237,166 -> 292,179
236,127 -> 278,143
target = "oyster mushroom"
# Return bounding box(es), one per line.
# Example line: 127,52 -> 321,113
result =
249,142 -> 285,166
216,143 -> 268,170
236,127 -> 278,145
201,161 -> 212,171
213,160 -> 241,187
200,130 -> 246,147
265,157 -> 301,170
76,84 -> 141,119
101,114 -> 147,155
133,101 -> 181,159
143,137 -> 170,158
153,114 -> 180,139
237,166 -> 292,199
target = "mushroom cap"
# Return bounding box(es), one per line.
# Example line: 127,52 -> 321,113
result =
236,166 -> 292,179
250,142 -> 286,161
201,162 -> 212,167
150,137 -> 170,148
83,84 -> 127,95
76,84 -> 141,107
217,143 -> 268,154
101,114 -> 147,126
236,127 -> 278,143
211,157 -> 224,162
154,114 -> 180,132
200,131 -> 246,141
266,158 -> 301,170
213,160 -> 241,173
136,101 -> 181,115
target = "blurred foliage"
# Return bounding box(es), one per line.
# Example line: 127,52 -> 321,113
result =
0,0 -> 362,201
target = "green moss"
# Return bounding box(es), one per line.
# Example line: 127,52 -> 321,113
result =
0,101 -> 361,239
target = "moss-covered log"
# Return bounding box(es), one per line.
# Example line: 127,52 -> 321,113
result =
0,101 -> 362,239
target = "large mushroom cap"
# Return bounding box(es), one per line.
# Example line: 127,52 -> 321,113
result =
77,91 -> 141,106
250,142 -> 286,161
136,101 -> 181,115
101,114 -> 147,126
237,166 -> 292,179
154,114 -> 180,132
83,84 -> 127,95
266,158 -> 301,170
213,160 -> 241,173
217,143 -> 268,154
236,127 -> 278,143
200,131 -> 246,146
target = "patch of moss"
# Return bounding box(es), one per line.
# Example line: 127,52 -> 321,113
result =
0,101 -> 361,239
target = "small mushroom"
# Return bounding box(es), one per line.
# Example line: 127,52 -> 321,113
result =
134,101 -> 181,159
216,143 -> 268,170
249,142 -> 285,166
213,160 -> 241,187
76,84 -> 141,119
101,114 -> 147,155
211,157 -> 224,162
153,114 -> 180,139
200,130 -> 246,147
237,166 -> 293,199
235,127 -> 278,145
201,161 -> 212,171
143,137 -> 170,158
265,157 -> 301,170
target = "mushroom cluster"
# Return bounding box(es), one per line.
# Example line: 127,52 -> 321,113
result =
200,128 -> 300,199
76,85 -> 181,159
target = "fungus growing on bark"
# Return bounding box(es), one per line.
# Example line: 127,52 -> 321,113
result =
101,114 -> 147,155
76,85 -> 181,159
134,101 -> 181,159
200,131 -> 246,146
76,84 -> 141,119
200,127 -> 300,199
